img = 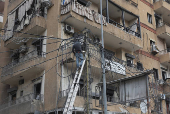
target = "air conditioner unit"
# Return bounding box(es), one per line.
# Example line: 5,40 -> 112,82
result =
41,0 -> 52,8
158,79 -> 164,85
19,45 -> 28,54
65,24 -> 74,34
151,44 -> 159,55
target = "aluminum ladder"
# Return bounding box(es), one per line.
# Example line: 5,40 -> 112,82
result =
63,59 -> 86,114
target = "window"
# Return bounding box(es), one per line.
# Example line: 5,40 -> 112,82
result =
126,57 -> 133,67
77,0 -> 88,6
162,71 -> 167,81
155,14 -> 162,27
19,79 -> 24,85
150,40 -> 159,55
32,39 -> 43,56
11,51 -> 20,63
77,79 -> 84,96
147,13 -> 152,24
150,40 -> 155,46
153,68 -> 159,81
34,83 -> 41,100
125,53 -> 135,67
10,92 -> 16,101
137,62 -> 143,71
106,86 -> 115,102
20,90 -> 23,96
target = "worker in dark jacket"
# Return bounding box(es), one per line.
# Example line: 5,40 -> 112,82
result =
72,41 -> 84,68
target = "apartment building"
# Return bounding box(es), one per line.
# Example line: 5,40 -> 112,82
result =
0,0 -> 4,40
0,0 -> 170,114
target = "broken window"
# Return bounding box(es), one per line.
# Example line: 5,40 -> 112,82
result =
34,83 -> 41,100
32,39 -> 43,56
153,68 -> 159,81
137,62 -> 143,71
77,79 -> 84,96
162,71 -> 167,81
20,90 -> 23,96
77,0 -> 88,6
11,50 -> 20,64
19,79 -> 24,85
125,53 -> 135,67
155,14 -> 162,27
106,86 -> 114,102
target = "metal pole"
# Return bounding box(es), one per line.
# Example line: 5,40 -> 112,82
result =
106,0 -> 109,23
100,0 -> 107,113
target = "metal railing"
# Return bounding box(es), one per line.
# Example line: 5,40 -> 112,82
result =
1,49 -> 43,77
58,87 -> 85,99
156,22 -> 170,28
158,48 -> 170,55
109,19 -> 141,38
0,93 -> 43,110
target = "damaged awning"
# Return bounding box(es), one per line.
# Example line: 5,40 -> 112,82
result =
98,69 -> 153,85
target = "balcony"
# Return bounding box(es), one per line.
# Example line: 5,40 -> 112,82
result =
108,0 -> 139,15
0,93 -> 43,113
153,0 -> 170,23
60,2 -> 142,51
4,0 -> 47,49
1,50 -> 45,86
5,16 -> 46,49
159,49 -> 170,67
156,23 -> 170,46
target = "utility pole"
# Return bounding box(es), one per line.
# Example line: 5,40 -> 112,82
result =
100,0 -> 107,113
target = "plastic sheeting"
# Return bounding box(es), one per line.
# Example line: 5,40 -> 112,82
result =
4,11 -> 16,41
18,3 -> 26,22
120,76 -> 147,102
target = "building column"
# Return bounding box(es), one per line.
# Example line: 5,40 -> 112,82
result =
162,100 -> 167,114
121,10 -> 125,29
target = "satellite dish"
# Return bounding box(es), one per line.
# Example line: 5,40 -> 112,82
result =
140,101 -> 147,113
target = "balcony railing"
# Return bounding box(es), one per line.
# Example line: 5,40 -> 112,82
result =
109,19 -> 141,38
61,1 -> 141,39
0,93 -> 43,110
58,87 -> 85,100
158,48 -> 170,55
156,22 -> 170,28
4,0 -> 46,41
1,49 -> 44,77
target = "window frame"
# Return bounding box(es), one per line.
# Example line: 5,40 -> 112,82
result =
126,57 -> 133,67
153,68 -> 159,81
147,13 -> 152,24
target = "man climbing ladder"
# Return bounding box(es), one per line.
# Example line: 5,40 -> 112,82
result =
63,56 -> 86,114
72,40 -> 84,68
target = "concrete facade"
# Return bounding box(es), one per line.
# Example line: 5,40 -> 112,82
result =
0,0 -> 170,114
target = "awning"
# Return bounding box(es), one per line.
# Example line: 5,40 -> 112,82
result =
98,69 -> 153,85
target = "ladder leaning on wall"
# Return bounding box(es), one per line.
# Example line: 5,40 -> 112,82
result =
63,57 -> 86,114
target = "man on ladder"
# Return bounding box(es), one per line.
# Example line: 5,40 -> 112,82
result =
72,40 -> 84,69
